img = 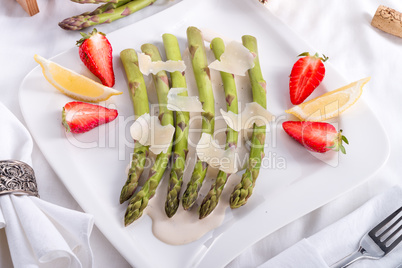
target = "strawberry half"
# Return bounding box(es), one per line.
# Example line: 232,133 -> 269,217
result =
289,52 -> 328,105
77,28 -> 115,87
62,101 -> 118,134
282,121 -> 348,154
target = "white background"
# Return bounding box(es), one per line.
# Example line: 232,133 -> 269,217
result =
1,0 -> 401,267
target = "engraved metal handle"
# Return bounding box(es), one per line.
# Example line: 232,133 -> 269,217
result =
0,160 -> 39,197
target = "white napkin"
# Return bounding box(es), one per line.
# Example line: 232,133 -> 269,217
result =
0,101 -> 94,268
260,186 -> 402,268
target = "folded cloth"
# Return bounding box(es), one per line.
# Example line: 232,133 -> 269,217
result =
0,101 -> 94,268
260,186 -> 402,268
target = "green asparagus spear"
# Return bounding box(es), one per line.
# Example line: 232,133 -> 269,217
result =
230,35 -> 267,208
162,34 -> 190,218
182,26 -> 215,210
124,44 -> 174,226
119,49 -> 150,204
88,0 -> 131,15
71,0 -> 119,4
199,37 -> 238,219
59,0 -> 156,31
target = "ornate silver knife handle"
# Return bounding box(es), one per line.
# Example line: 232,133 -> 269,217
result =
0,160 -> 39,197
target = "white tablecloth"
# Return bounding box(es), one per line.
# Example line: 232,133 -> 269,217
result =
1,0 -> 401,267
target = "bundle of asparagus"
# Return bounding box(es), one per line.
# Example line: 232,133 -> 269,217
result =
119,27 -> 267,226
59,0 -> 156,30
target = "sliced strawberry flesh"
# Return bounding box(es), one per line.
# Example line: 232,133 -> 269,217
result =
63,101 -> 118,134
282,121 -> 341,153
78,29 -> 115,87
289,54 -> 326,105
301,122 -> 337,153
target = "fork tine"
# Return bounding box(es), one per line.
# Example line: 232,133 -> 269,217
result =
379,214 -> 402,240
368,206 -> 402,253
383,222 -> 402,244
369,206 -> 402,235
385,225 -> 402,252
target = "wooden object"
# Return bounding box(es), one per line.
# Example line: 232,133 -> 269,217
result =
371,5 -> 402,38
16,0 -> 39,16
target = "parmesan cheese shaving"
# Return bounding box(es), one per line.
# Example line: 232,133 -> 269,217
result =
196,133 -> 238,174
221,102 -> 274,131
208,41 -> 255,76
138,52 -> 186,75
167,88 -> 204,112
130,113 -> 175,154
200,28 -> 234,43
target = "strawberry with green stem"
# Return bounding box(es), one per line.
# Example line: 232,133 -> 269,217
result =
282,121 -> 348,154
62,101 -> 118,134
77,28 -> 115,87
289,52 -> 328,105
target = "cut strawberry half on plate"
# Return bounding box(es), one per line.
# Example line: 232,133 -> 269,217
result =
62,101 -> 118,134
77,28 -> 115,87
282,121 -> 348,154
289,52 -> 328,105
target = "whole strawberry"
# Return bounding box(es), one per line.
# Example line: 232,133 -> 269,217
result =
62,101 -> 118,134
282,121 -> 348,154
77,28 -> 115,87
289,52 -> 328,105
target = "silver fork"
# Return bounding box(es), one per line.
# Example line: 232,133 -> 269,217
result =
330,206 -> 402,268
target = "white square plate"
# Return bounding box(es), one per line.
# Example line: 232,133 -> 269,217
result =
19,0 -> 389,267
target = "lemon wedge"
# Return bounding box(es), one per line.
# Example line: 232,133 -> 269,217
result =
34,54 -> 122,102
286,77 -> 370,121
